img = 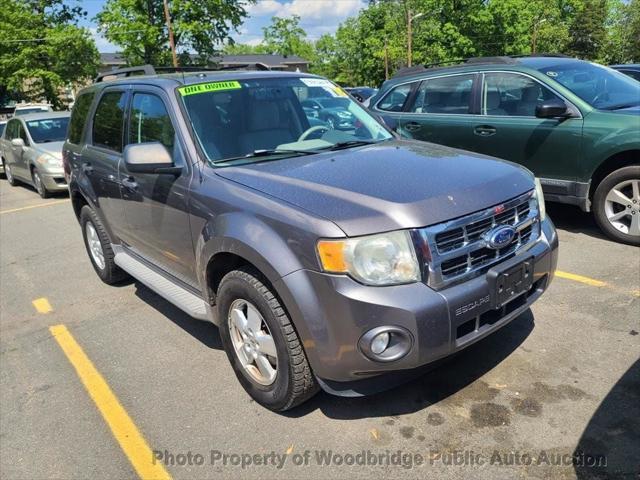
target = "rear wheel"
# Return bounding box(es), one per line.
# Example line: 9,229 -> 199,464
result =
32,168 -> 50,198
217,267 -> 318,411
593,166 -> 640,245
80,205 -> 129,284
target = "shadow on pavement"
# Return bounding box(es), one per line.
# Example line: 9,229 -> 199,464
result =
573,359 -> 640,479
546,203 -> 608,242
134,282 -> 223,350
288,310 -> 535,419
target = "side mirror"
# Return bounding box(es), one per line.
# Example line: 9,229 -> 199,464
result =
379,115 -> 398,131
11,138 -> 25,148
535,100 -> 570,119
124,142 -> 181,175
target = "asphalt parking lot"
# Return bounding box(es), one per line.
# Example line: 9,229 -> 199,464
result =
0,179 -> 638,480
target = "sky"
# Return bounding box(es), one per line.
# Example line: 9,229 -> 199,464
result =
73,0 -> 367,52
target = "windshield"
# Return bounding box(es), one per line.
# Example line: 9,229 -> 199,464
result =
26,117 -> 69,143
178,77 -> 393,166
539,62 -> 640,109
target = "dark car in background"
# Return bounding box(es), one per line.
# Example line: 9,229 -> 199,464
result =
610,64 -> 640,81
345,87 -> 378,103
300,97 -> 357,130
370,55 -> 640,245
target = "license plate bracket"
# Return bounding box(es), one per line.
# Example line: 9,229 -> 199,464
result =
487,255 -> 534,308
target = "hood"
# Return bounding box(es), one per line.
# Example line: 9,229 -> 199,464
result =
215,140 -> 534,236
34,141 -> 64,160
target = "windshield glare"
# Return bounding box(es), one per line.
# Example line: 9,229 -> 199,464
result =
26,117 -> 69,143
539,62 -> 640,109
179,77 -> 393,165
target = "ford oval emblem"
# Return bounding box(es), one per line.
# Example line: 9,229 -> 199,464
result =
485,225 -> 516,249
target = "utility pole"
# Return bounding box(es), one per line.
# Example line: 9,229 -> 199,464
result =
407,10 -> 424,67
163,0 -> 178,67
531,17 -> 547,54
384,37 -> 389,80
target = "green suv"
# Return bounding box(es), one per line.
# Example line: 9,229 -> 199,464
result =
370,55 -> 640,245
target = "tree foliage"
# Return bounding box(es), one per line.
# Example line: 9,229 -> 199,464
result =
97,0 -> 256,66
0,0 -> 99,107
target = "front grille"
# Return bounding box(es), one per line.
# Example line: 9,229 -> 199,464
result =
418,191 -> 540,290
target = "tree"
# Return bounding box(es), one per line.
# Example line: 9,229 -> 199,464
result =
96,0 -> 256,66
262,15 -> 315,60
568,0 -> 608,59
0,0 -> 99,107
604,0 -> 640,63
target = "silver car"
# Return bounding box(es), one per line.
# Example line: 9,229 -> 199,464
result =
0,112 -> 70,197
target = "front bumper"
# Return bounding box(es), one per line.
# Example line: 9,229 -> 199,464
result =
40,170 -> 68,191
275,217 -> 558,394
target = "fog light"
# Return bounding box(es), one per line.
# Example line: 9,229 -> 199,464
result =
370,332 -> 390,354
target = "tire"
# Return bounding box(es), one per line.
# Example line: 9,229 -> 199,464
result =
217,267 -> 318,411
593,166 -> 640,246
32,168 -> 50,198
80,205 -> 130,284
4,160 -> 17,186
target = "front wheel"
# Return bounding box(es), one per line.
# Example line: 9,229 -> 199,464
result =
217,267 -> 318,411
32,168 -> 50,198
4,160 -> 17,186
593,166 -> 640,245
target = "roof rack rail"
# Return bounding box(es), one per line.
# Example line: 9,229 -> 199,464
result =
465,56 -> 518,65
509,53 -> 571,59
94,65 -> 156,83
94,62 -> 272,83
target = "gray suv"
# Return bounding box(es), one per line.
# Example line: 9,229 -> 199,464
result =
63,66 -> 558,411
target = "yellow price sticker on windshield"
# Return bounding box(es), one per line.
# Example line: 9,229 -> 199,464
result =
178,81 -> 241,96
333,87 -> 348,97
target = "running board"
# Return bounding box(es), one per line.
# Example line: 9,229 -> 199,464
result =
112,246 -> 209,321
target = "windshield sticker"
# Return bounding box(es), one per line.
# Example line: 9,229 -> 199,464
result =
178,81 -> 241,96
546,71 -> 558,78
300,78 -> 334,88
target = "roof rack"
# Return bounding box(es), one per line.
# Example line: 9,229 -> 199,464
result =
94,63 -> 272,83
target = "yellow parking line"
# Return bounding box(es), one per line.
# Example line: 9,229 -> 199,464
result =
49,325 -> 172,480
0,199 -> 69,215
555,270 -> 607,287
32,298 -> 53,314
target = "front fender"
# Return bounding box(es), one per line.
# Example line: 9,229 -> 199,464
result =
195,212 -> 312,306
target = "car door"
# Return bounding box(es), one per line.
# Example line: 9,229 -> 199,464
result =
119,88 -> 197,288
470,71 -> 583,182
379,74 -> 479,152
83,88 -> 130,238
9,120 -> 32,180
1,120 -> 19,172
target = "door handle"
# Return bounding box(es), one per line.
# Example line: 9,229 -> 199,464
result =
81,162 -> 93,174
404,121 -> 421,132
121,176 -> 138,191
474,125 -> 497,137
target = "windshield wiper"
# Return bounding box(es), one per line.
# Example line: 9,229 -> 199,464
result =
319,140 -> 379,151
601,102 -> 640,110
212,149 -> 317,165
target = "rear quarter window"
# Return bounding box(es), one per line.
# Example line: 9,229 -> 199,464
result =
68,92 -> 95,144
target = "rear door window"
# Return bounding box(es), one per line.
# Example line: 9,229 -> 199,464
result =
92,91 -> 127,152
410,74 -> 474,114
68,92 -> 95,144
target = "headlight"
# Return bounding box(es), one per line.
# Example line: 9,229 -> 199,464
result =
37,154 -> 61,167
534,178 -> 546,220
336,110 -> 352,118
317,231 -> 420,286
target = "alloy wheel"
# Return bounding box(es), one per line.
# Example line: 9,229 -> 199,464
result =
604,179 -> 640,237
85,221 -> 106,270
228,299 -> 278,386
5,163 -> 13,183
33,171 -> 44,196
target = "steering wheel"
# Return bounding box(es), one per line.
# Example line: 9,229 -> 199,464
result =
298,125 -> 329,142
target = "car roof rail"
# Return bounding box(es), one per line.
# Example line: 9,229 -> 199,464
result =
94,65 -> 157,83
94,62 -> 272,83
465,56 -> 518,65
510,53 -> 571,59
